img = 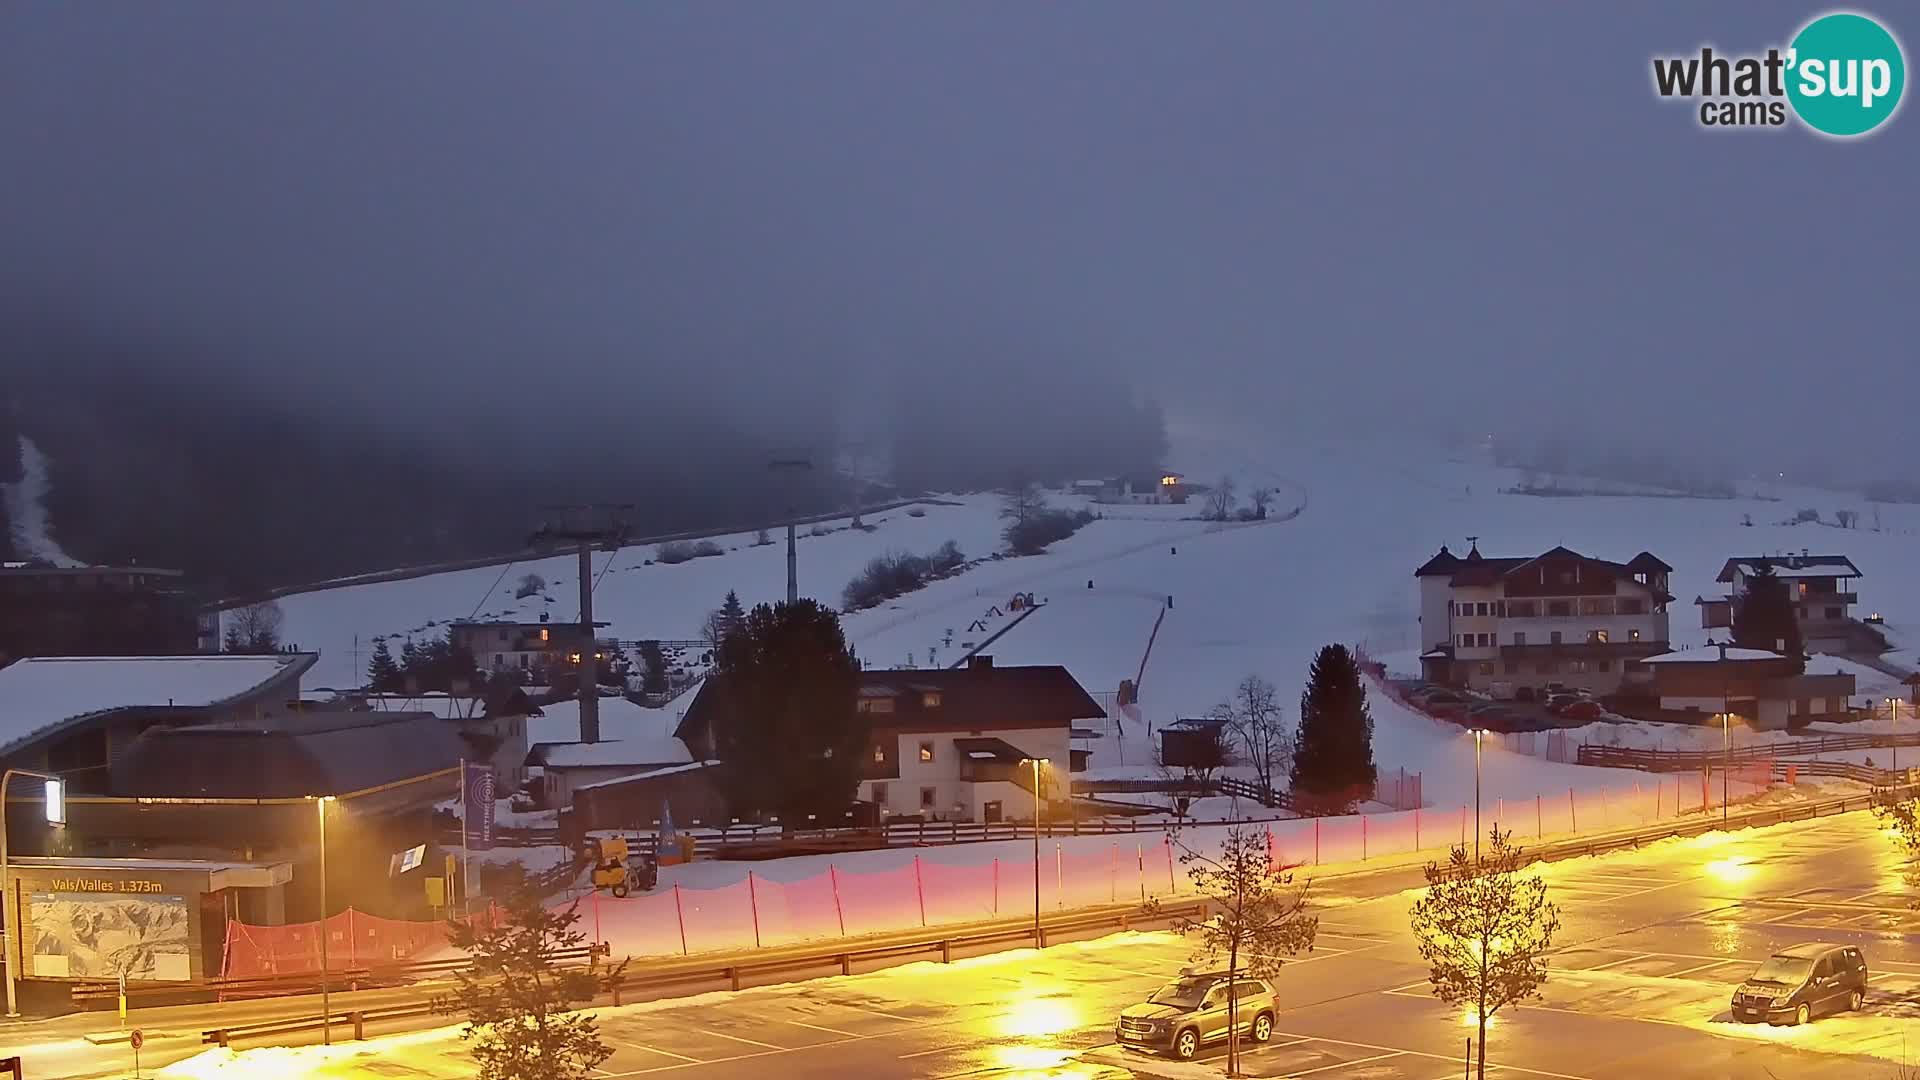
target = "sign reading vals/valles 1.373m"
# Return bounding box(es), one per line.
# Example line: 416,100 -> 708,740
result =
45,878 -> 168,893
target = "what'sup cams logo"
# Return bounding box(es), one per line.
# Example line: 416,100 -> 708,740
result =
1652,10 -> 1905,137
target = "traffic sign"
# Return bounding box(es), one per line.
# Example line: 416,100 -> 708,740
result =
130,1028 -> 145,1050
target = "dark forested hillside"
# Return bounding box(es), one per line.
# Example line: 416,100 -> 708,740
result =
1,315 -> 1168,595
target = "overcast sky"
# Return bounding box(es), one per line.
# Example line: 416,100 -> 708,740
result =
2,3 -> 1913,476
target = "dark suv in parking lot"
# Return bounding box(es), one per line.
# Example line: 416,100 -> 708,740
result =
1116,970 -> 1279,1059
1731,943 -> 1868,1025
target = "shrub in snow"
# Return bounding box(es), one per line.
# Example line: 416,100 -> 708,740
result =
655,539 -> 723,565
514,572 -> 547,600
841,540 -> 967,611
809,523 -> 833,537
907,507 -> 927,518
1002,508 -> 1096,555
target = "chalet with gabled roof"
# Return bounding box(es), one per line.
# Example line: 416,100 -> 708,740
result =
676,655 -> 1105,823
1415,542 -> 1673,695
1694,552 -> 1864,653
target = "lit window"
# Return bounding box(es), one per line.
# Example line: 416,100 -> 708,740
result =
872,744 -> 885,764
1629,628 -> 1641,641
919,742 -> 934,763
922,691 -> 942,708
1590,630 -> 1609,644
540,628 -> 550,643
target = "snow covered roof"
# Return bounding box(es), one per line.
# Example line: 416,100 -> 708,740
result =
1718,555 -> 1862,582
527,694 -> 672,746
528,737 -> 693,769
1641,647 -> 1783,664
0,653 -> 317,757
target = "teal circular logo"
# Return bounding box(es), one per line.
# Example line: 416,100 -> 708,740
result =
1787,12 -> 1906,137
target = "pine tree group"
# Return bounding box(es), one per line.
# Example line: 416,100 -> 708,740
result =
1290,643 -> 1377,812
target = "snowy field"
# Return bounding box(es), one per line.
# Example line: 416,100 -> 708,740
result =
266,427 -> 1920,816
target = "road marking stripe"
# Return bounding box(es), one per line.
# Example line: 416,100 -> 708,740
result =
1287,1050 -> 1405,1076
701,1029 -> 787,1050
898,1042 -> 962,1059
781,1020 -> 858,1037
617,1041 -> 703,1063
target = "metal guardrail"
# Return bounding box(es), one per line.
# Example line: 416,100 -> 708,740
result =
201,899 -> 1208,1048
1579,732 -> 1920,772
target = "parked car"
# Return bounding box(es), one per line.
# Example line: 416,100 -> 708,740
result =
1116,969 -> 1279,1059
1561,699 -> 1604,721
1545,693 -> 1585,715
1513,686 -> 1537,702
1730,943 -> 1868,1025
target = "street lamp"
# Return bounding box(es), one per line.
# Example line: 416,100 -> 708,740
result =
313,795 -> 337,1043
1889,698 -> 1900,781
1021,758 -> 1049,946
1471,730 -> 1485,864
1,768 -> 65,1018
1728,711 -> 1743,818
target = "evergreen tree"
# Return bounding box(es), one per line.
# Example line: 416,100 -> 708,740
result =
368,638 -> 402,692
1290,643 -> 1377,812
1731,563 -> 1805,671
638,640 -> 669,696
439,871 -> 612,1080
709,599 -> 863,824
223,625 -> 244,653
719,590 -> 747,651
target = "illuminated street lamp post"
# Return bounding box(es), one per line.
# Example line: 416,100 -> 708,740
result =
1471,729 -> 1485,861
313,795 -> 337,1043
1890,698 -> 1900,781
1022,758 -> 1048,945
1728,711 -> 1743,818
1,768 -> 65,1018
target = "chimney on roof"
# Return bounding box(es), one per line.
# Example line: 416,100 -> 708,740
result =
968,654 -> 994,670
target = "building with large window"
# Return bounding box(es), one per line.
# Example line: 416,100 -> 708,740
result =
1415,543 -> 1673,696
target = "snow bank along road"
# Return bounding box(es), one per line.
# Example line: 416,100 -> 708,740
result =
93,810 -> 1920,1080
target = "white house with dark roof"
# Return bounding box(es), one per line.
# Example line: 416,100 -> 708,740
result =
1415,543 -> 1672,696
1695,552 -> 1864,653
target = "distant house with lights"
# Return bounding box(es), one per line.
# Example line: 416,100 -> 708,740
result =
1092,471 -> 1187,505
1415,542 -> 1673,696
447,618 -> 611,676
1694,553 -> 1865,654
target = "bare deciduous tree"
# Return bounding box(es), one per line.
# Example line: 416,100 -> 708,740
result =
1204,475 -> 1237,521
225,600 -> 284,654
1155,825 -> 1316,1073
1409,830 -> 1561,1080
1247,487 -> 1275,518
1214,675 -> 1291,804
999,479 -> 1047,525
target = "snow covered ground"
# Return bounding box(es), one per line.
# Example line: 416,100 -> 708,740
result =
267,427 -> 1920,817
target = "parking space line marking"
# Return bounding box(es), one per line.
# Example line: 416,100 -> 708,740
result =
1269,1030 -> 1594,1080
1663,959 -> 1738,979
617,1041 -> 703,1063
1286,1050 -> 1405,1076
898,1042 -> 963,1059
1578,953 -> 1654,973
782,1020 -> 857,1037
701,1030 -> 787,1051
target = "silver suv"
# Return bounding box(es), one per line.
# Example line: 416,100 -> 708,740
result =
1116,969 -> 1279,1060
